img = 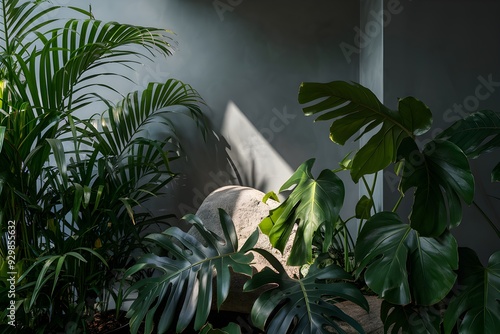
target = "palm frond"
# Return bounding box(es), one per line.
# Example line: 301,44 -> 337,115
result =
0,0 -> 68,54
16,18 -> 174,115
73,79 -> 206,157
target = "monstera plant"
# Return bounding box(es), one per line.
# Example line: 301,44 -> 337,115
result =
258,80 -> 500,333
125,209 -> 369,334
124,80 -> 499,334
0,0 -> 208,332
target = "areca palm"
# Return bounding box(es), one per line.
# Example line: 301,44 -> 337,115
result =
0,0 -> 207,331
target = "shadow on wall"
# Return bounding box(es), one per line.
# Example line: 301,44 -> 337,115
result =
143,112 -> 236,230
221,101 -> 295,193
103,0 -> 362,231
146,100 -> 295,231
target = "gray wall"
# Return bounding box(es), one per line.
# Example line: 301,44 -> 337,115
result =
89,1 -> 361,226
383,0 -> 500,263
88,0 -> 498,261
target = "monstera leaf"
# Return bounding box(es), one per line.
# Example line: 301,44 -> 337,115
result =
244,252 -> 368,334
437,110 -> 500,181
259,159 -> 345,266
380,301 -> 441,334
355,212 -> 458,306
124,210 -> 257,334
437,110 -> 500,158
398,139 -> 474,236
298,81 -> 432,182
443,248 -> 500,334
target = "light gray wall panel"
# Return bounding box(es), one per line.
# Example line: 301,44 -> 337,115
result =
90,1 -> 361,225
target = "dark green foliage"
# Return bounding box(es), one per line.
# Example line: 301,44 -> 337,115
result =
355,212 -> 458,306
259,159 -> 345,266
244,252 -> 368,334
381,301 -> 442,334
444,248 -> 500,334
125,210 -> 257,334
398,138 -> 474,236
0,0 -> 207,331
298,81 -> 432,182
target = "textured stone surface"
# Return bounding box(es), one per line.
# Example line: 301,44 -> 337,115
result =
334,295 -> 384,334
188,185 -> 298,277
187,186 -> 385,332
188,185 -> 298,313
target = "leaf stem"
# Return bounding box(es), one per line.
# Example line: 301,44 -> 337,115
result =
473,200 -> 500,238
371,172 -> 378,212
344,225 -> 350,272
357,217 -> 364,236
361,173 -> 378,215
392,195 -> 404,212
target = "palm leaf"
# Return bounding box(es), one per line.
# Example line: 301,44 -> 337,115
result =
244,251 -> 368,334
125,210 -> 257,334
0,0 -> 68,54
298,81 -> 432,182
1,1 -> 209,330
54,80 -> 206,224
19,18 -> 175,115
74,80 -> 206,157
47,79 -> 206,221
16,247 -> 107,309
53,19 -> 173,110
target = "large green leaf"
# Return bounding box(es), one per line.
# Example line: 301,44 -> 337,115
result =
125,210 -> 257,334
355,212 -> 458,305
380,301 -> 441,334
244,252 -> 368,334
298,81 -> 432,182
437,110 -> 500,182
444,248 -> 500,334
259,158 -> 345,266
437,110 -> 500,158
398,138 -> 474,236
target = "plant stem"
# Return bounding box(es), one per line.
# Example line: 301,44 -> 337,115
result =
361,173 -> 378,214
473,200 -> 500,238
392,195 -> 404,212
357,218 -> 364,236
343,225 -> 351,272
371,172 -> 378,210
361,176 -> 372,200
